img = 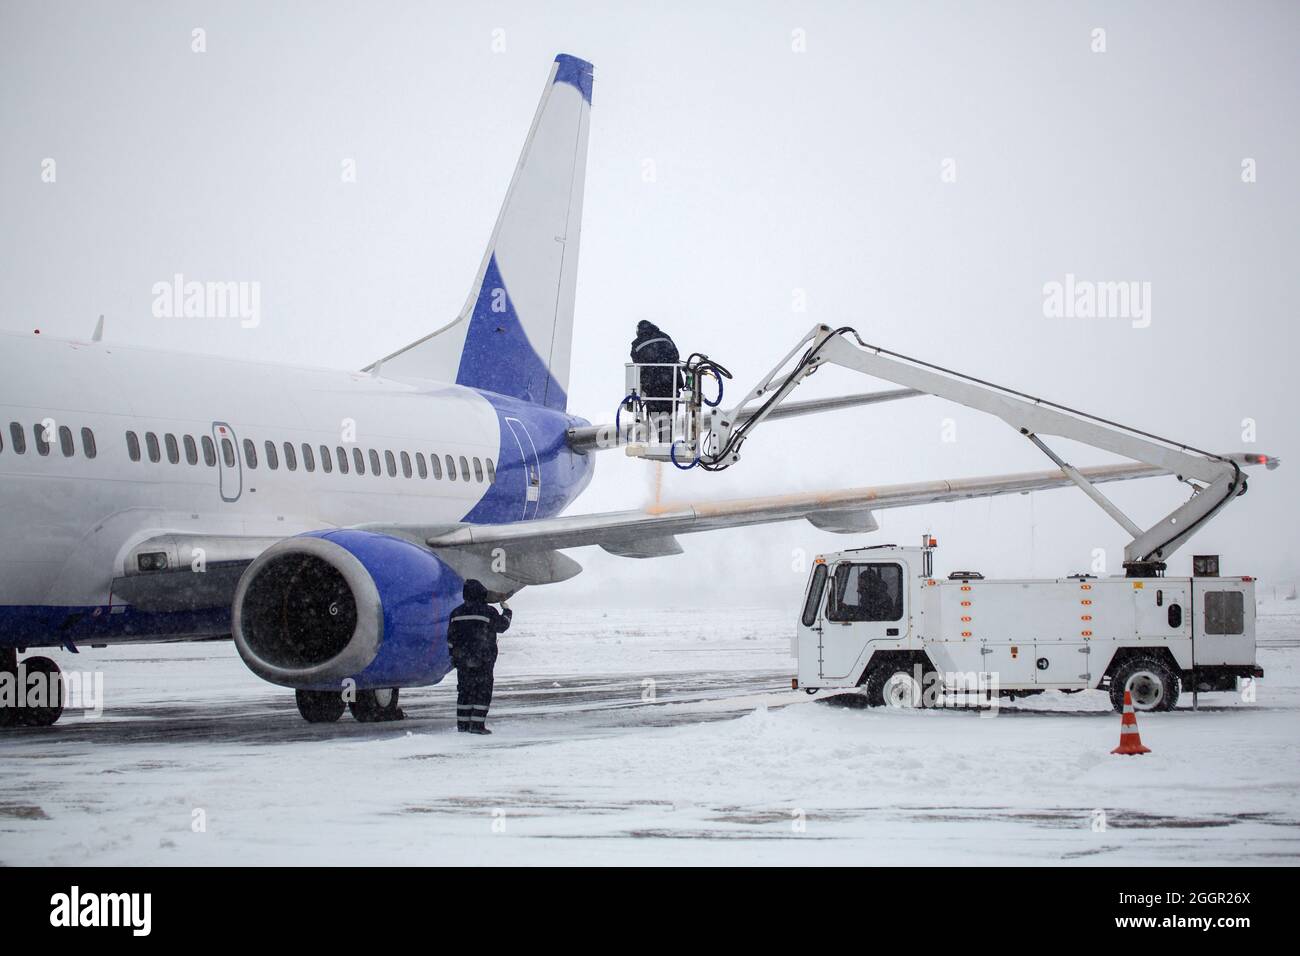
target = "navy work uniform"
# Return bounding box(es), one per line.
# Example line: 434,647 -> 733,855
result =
630,321 -> 681,441
447,579 -> 512,734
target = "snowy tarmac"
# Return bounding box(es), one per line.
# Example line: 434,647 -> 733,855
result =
2,605 -> 1298,865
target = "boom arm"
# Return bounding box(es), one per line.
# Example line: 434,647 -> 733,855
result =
699,324 -> 1272,571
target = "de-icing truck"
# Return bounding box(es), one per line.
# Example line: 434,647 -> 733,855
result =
611,323 -> 1277,711
792,539 -> 1262,711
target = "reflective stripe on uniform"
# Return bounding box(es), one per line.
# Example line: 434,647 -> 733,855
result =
467,714 -> 486,723
633,338 -> 670,352
450,614 -> 491,624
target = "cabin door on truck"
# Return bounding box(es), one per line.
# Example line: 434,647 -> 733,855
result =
821,561 -> 906,680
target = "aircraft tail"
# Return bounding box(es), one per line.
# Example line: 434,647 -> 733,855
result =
368,54 -> 593,411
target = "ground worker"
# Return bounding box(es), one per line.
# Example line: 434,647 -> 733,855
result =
447,579 -> 512,734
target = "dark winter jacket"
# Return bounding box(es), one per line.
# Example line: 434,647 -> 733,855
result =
630,320 -> 680,402
447,580 -> 512,670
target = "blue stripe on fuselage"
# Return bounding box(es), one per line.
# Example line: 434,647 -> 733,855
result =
0,603 -> 230,648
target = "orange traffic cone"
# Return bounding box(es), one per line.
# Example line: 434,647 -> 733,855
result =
1111,690 -> 1151,755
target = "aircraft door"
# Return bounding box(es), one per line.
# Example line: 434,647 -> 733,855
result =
211,421 -> 242,502
503,417 -> 541,519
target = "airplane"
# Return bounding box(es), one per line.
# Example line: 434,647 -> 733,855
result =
0,54 -> 1277,727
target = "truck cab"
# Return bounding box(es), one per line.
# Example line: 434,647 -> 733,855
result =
796,545 -> 927,689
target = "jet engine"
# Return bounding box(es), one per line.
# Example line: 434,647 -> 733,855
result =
232,530 -> 456,691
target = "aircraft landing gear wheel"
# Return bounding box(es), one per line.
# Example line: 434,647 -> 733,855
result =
350,687 -> 404,722
13,656 -> 65,727
863,662 -> 930,708
295,689 -> 347,723
1110,657 -> 1179,713
0,649 -> 16,728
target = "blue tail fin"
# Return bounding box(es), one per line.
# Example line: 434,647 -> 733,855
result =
369,54 -> 593,411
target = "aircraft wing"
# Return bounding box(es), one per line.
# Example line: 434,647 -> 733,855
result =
114,454 -> 1275,607
417,454 -> 1276,560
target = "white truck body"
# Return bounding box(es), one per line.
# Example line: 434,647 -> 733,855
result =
794,544 -> 1260,709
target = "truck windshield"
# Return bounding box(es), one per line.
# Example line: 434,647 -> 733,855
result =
828,562 -> 903,623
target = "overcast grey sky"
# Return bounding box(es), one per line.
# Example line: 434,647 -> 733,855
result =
2,1 -> 1297,609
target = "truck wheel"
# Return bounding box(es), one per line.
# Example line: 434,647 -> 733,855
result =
1109,657 -> 1180,713
864,663 -> 927,708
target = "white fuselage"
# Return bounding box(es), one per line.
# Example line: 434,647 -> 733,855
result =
0,330 -> 590,623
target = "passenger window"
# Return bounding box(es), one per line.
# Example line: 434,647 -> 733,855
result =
221,438 -> 236,468
384,450 -> 397,477
473,457 -> 484,482
165,433 -> 180,464
319,445 -> 332,474
336,447 -> 349,474
1168,603 -> 1182,628
802,563 -> 830,627
301,444 -> 314,472
827,562 -> 903,623
34,423 -> 51,456
243,439 -> 258,469
283,442 -> 297,471
81,428 -> 97,459
400,451 -> 412,478
415,452 -> 427,479
125,431 -> 139,461
11,422 -> 27,454
459,456 -> 470,482
59,425 -> 75,457
369,449 -> 381,475
445,455 -> 457,481
431,453 -> 443,480
264,441 -> 279,470
1205,591 -> 1245,635
145,432 -> 161,463
486,458 -> 496,483
353,448 -> 366,475
183,435 -> 198,465
202,436 -> 217,466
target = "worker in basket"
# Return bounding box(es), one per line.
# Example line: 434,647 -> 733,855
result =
630,320 -> 681,444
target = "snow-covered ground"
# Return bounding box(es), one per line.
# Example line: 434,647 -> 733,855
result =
2,603 -> 1298,865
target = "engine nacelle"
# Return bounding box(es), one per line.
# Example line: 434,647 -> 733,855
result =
232,530 -> 457,690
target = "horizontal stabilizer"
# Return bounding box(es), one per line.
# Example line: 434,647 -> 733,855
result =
567,388 -> 919,453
